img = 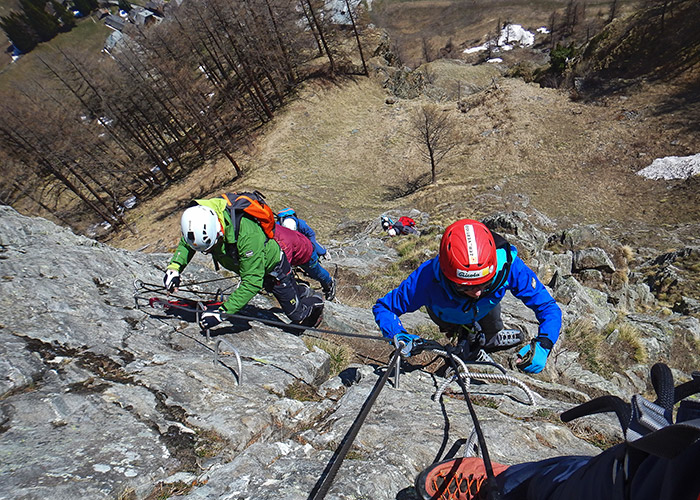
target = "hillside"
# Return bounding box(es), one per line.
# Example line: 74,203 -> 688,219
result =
102,30 -> 700,256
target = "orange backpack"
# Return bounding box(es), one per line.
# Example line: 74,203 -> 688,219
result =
220,191 -> 276,239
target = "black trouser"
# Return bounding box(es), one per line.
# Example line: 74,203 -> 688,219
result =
426,303 -> 504,353
264,252 -> 321,324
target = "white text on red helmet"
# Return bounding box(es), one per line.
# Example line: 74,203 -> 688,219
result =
456,266 -> 492,279
464,224 -> 479,265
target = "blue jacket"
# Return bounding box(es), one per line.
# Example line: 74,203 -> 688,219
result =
372,244 -> 561,344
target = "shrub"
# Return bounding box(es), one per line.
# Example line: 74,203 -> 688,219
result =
550,43 -> 576,75
304,338 -> 354,377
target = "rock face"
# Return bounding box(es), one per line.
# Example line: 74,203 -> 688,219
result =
0,206 -> 696,500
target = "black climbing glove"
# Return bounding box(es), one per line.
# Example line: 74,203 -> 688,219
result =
163,269 -> 180,292
199,310 -> 223,330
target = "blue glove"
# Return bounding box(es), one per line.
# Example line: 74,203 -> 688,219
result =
394,332 -> 421,357
516,337 -> 553,374
199,309 -> 223,330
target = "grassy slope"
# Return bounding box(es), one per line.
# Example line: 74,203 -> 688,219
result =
104,53 -> 700,255
0,13 -> 110,91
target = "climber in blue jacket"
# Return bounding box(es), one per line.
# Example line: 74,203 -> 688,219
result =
277,208 -> 328,257
277,208 -> 335,301
372,218 -> 562,374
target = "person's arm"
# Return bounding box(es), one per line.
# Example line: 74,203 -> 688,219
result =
220,218 -> 267,314
372,261 -> 432,339
167,237 -> 196,272
508,256 -> 562,344
298,218 -> 326,255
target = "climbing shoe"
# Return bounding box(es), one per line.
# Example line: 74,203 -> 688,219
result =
459,346 -> 495,364
415,457 -> 509,500
473,349 -> 495,364
323,278 -> 336,301
491,329 -> 524,349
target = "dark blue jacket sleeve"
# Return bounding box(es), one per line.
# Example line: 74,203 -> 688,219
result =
508,257 -> 562,343
298,217 -> 326,255
372,261 -> 433,339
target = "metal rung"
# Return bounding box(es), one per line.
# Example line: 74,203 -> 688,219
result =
214,339 -> 242,386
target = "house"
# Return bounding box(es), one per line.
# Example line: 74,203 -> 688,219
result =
104,14 -> 125,31
128,6 -> 160,26
144,0 -> 164,16
103,30 -> 124,53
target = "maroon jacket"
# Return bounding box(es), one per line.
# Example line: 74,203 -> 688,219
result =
273,224 -> 313,266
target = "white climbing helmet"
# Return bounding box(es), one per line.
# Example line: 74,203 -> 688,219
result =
180,205 -> 222,252
281,217 -> 298,231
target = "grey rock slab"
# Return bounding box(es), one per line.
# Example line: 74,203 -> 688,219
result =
0,365 -> 174,500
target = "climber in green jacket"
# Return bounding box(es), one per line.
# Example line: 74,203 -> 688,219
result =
164,196 -> 324,330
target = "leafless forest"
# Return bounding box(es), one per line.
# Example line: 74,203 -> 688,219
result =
0,0 -> 367,230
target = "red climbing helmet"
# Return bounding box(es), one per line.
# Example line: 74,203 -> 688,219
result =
439,219 -> 497,286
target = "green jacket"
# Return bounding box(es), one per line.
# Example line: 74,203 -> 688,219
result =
167,198 -> 282,314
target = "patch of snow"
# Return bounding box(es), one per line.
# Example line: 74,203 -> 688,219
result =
637,154 -> 700,180
123,196 -> 137,209
463,24 -> 535,55
487,58 -> 503,63
498,24 -> 534,47
464,45 -> 488,54
537,27 -> 550,34
325,0 -> 362,25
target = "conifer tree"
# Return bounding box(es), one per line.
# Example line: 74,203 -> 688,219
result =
0,12 -> 38,53
19,0 -> 59,41
50,0 -> 76,31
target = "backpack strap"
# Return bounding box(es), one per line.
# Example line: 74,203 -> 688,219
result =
482,231 -> 513,295
628,418 -> 700,459
561,363 -> 700,459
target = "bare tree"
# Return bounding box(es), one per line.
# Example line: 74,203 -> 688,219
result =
1,0 -> 374,232
608,0 -> 618,23
549,11 -> 559,49
301,0 -> 335,72
344,0 -> 367,75
410,104 -> 458,184
421,37 -> 433,63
